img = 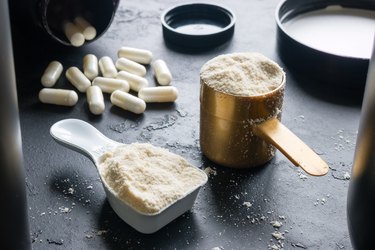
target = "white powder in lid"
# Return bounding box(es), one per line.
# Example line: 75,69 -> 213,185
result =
200,52 -> 285,97
99,143 -> 207,214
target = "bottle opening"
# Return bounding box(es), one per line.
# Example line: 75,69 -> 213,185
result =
43,0 -> 118,46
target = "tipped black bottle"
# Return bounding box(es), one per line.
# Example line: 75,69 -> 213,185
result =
9,0 -> 119,46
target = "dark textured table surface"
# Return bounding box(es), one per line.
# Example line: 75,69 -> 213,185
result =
13,0 -> 363,249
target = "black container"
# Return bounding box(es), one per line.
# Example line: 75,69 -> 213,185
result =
9,0 -> 119,46
276,0 -> 374,89
347,37 -> 375,250
0,1 -> 31,249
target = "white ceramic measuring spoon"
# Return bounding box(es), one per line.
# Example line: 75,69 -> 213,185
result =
50,118 -> 207,234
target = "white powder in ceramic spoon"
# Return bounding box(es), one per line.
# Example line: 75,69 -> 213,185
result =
200,52 -> 284,96
99,143 -> 207,214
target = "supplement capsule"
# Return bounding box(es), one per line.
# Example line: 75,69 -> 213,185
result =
74,17 -> 97,40
39,88 -> 78,106
152,59 -> 172,85
63,21 -> 85,47
138,86 -> 178,103
86,86 -> 105,115
118,47 -> 153,64
111,90 -> 146,114
117,71 -> 148,92
99,56 -> 117,78
92,77 -> 129,93
83,54 -> 99,80
41,61 -> 63,87
115,58 -> 146,77
65,67 -> 91,93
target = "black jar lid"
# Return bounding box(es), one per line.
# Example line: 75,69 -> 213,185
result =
161,3 -> 236,50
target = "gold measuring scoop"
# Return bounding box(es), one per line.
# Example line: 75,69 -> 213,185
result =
200,73 -> 328,176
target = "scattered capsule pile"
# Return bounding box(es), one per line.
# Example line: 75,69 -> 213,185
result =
39,47 -> 177,115
63,17 -> 97,47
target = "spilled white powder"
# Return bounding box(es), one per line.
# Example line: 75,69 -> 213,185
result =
200,52 -> 284,96
272,231 -> 285,240
243,201 -> 253,208
270,220 -> 283,228
204,166 -> 217,176
343,172 -> 351,180
99,143 -> 207,214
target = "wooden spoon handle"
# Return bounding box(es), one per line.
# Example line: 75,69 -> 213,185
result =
254,118 -> 329,176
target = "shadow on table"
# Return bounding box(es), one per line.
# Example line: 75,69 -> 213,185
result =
287,67 -> 365,107
199,155 -> 277,228
143,102 -> 177,112
164,39 -> 233,55
96,201 -> 203,249
48,166 -> 103,204
109,105 -> 146,120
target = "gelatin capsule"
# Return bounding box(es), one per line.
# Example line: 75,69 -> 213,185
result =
138,86 -> 178,103
83,54 -> 98,80
117,71 -> 148,92
99,56 -> 117,78
86,86 -> 105,115
115,58 -> 146,77
152,59 -> 172,86
39,88 -> 78,106
118,47 -> 153,64
63,21 -> 85,47
41,61 -> 63,87
65,67 -> 91,93
92,77 -> 129,94
74,17 -> 96,40
111,90 -> 146,114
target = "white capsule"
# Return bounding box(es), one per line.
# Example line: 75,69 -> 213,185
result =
152,59 -> 172,86
86,86 -> 105,115
99,56 -> 117,78
74,17 -> 97,40
111,90 -> 146,114
116,71 -> 148,92
138,86 -> 178,103
41,61 -> 63,87
83,54 -> 98,80
92,77 -> 129,93
65,67 -> 91,93
118,47 -> 153,64
63,21 -> 85,47
39,88 -> 78,106
115,58 -> 146,77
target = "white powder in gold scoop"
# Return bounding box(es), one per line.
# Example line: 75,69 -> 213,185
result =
200,52 -> 284,96
99,143 -> 207,214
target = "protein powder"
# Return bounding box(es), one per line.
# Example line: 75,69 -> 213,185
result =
99,143 -> 207,214
200,52 -> 284,96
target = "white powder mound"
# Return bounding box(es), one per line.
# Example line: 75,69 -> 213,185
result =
99,143 -> 207,214
200,52 -> 284,96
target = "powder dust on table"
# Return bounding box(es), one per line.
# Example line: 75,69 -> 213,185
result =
200,52 -> 284,97
99,143 -> 207,214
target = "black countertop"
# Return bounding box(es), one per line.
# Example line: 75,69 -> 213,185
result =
14,0 -> 362,249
